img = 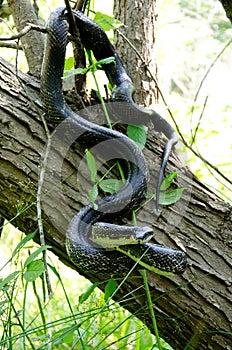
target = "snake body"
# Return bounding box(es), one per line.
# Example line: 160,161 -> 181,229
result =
41,7 -> 187,275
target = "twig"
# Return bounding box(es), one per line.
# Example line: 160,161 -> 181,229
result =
76,0 -> 88,11
191,95 -> 208,145
203,159 -> 232,199
0,23 -> 47,41
0,40 -> 22,49
64,0 -> 87,93
190,39 -> 232,144
176,127 -> 232,187
64,0 -> 76,30
10,34 -> 53,297
14,79 -> 53,297
36,123 -> 53,298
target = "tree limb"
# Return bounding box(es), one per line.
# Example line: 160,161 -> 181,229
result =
0,40 -> 22,49
0,22 -> 47,41
0,57 -> 231,349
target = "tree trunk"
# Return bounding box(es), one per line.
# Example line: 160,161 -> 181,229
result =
0,57 -> 232,349
7,0 -> 45,77
219,0 -> 232,22
114,0 -> 158,106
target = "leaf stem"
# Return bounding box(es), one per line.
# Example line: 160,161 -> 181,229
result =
141,270 -> 163,350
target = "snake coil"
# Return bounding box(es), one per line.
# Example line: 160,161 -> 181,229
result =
41,7 -> 187,275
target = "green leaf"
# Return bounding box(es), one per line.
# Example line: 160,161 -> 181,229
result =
160,171 -> 179,191
96,56 -> 116,66
63,57 -> 115,79
64,56 -> 74,71
52,325 -> 78,345
127,124 -> 147,150
63,67 -> 89,79
79,282 -> 99,304
89,184 -> 98,208
11,231 -> 36,258
99,178 -> 124,194
159,188 -> 184,206
24,245 -> 51,268
47,263 -> 60,279
86,149 -> 98,182
23,259 -> 45,282
145,188 -> 154,200
104,278 -> 117,302
0,271 -> 20,291
94,12 -> 122,31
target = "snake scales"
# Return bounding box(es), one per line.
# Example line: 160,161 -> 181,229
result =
41,7 -> 187,275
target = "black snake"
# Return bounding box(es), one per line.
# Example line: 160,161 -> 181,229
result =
41,7 -> 187,275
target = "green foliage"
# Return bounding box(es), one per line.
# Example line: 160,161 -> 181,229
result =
0,271 -> 20,291
142,270 -> 162,350
159,188 -> 184,206
24,246 -> 51,268
160,171 -> 179,191
99,178 -> 124,194
0,225 -> 161,349
127,124 -> 148,150
86,149 -> 98,183
89,184 -> 99,209
63,56 -> 74,71
0,231 -> 36,272
23,259 -> 45,282
63,56 -> 116,79
93,12 -> 122,31
159,172 -> 184,206
145,172 -> 184,207
104,278 -> 117,303
85,149 -> 125,206
79,282 -> 99,304
51,324 -> 80,347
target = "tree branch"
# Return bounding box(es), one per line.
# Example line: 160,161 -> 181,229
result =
0,23 -> 47,41
0,40 -> 22,49
0,57 -> 231,349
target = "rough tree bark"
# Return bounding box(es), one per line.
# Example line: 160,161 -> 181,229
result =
7,0 -> 45,77
0,0 -> 232,348
114,0 -> 158,106
0,57 -> 232,349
